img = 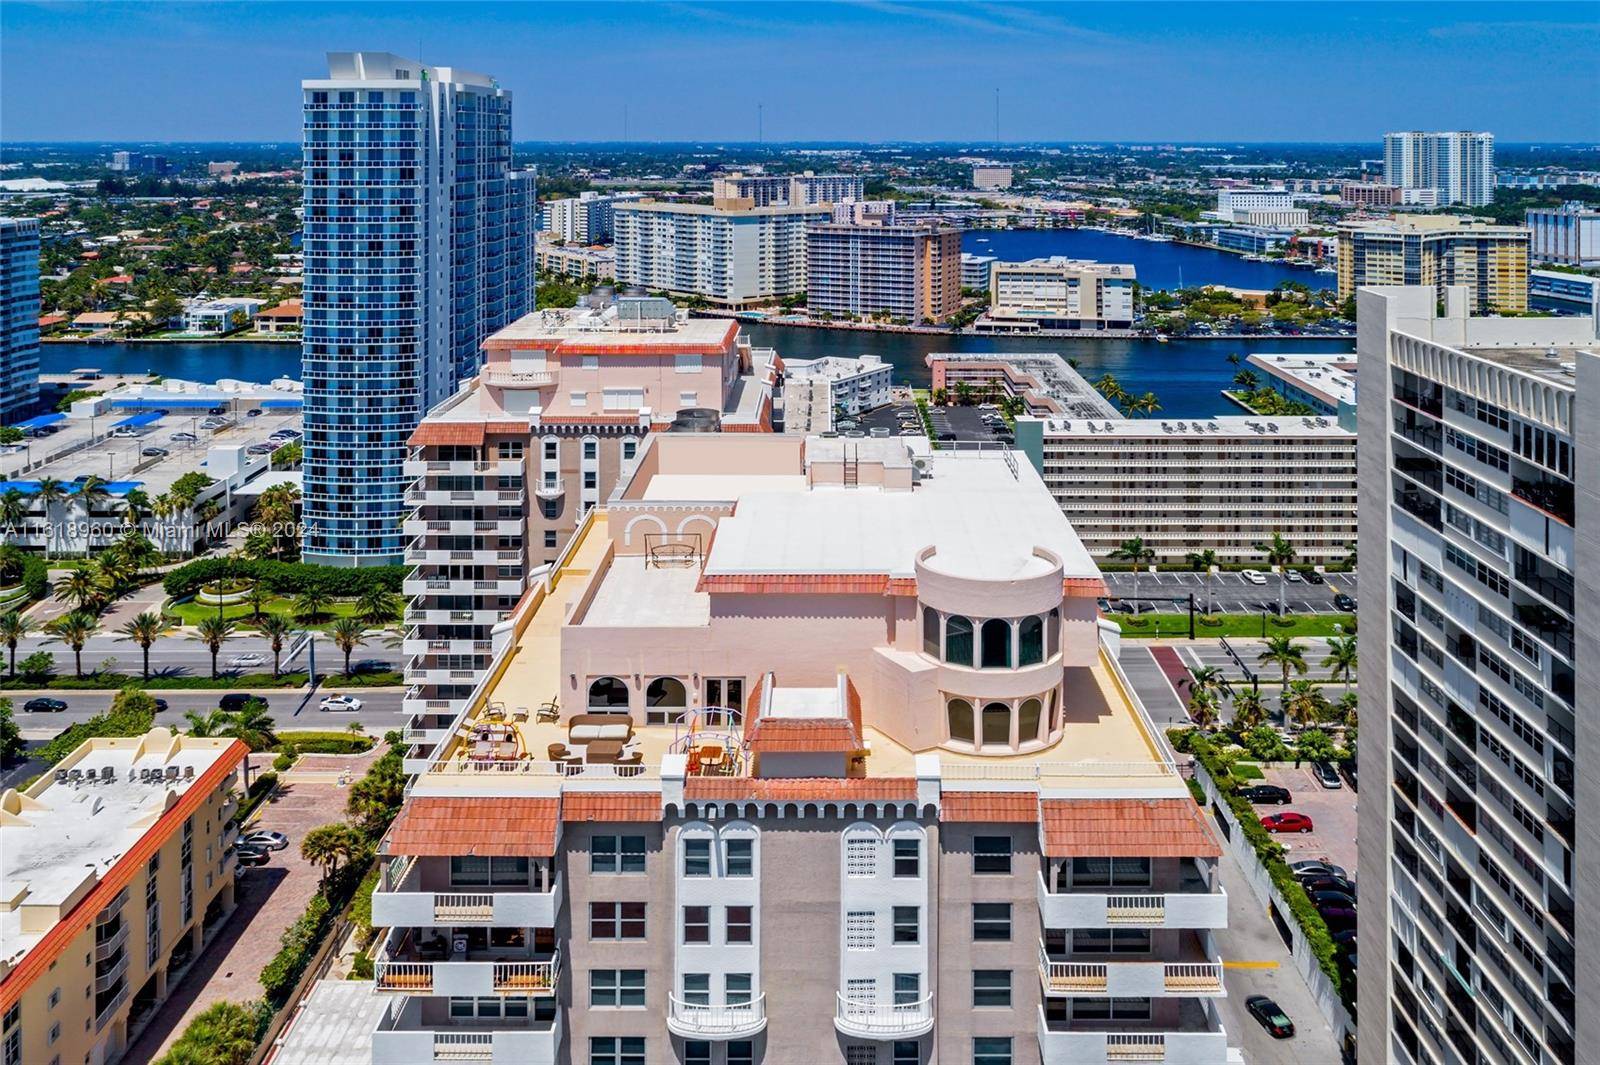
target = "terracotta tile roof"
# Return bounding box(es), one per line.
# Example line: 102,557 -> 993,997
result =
747,718 -> 861,754
1040,798 -> 1221,858
256,300 -> 303,318
1064,576 -> 1108,596
388,797 -> 559,857
941,791 -> 1040,822
561,791 -> 662,823
684,777 -> 919,802
408,422 -> 486,447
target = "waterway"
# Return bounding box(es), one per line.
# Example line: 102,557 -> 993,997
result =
963,229 -> 1334,292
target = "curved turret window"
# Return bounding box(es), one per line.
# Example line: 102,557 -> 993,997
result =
981,702 -> 1011,746
945,616 -> 974,666
923,607 -> 941,657
980,619 -> 1012,669
947,699 -> 975,744
1018,616 -> 1044,666
1018,698 -> 1043,743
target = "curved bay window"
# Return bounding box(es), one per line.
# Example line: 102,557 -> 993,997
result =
981,702 -> 1011,746
947,698 -> 975,744
945,615 -> 974,666
920,607 -> 1060,670
943,689 -> 1061,753
1018,698 -> 1043,744
1018,616 -> 1044,666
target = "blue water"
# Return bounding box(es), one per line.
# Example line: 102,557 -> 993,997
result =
965,229 -> 1333,292
42,340 -> 303,383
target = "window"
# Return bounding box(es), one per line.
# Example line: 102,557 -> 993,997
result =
544,438 -> 559,460
1070,857 -> 1151,887
974,1037 -> 1012,1065
590,1037 -> 645,1065
1073,928 -> 1152,954
589,901 -> 646,939
846,835 -> 878,878
846,910 -> 875,950
622,440 -> 637,462
684,1043 -> 711,1065
544,530 -> 558,549
581,355 -> 599,371
725,972 -> 752,1005
981,703 -> 1010,746
583,439 -> 598,461
725,838 -> 753,877
591,836 -> 646,875
974,836 -> 1012,874
587,676 -> 629,709
569,390 -> 587,407
1018,615 -> 1044,665
589,969 -> 646,1007
892,906 -> 920,944
679,390 -> 698,406
892,1041 -> 920,1065
893,972 -> 921,1004
675,353 -> 702,374
980,619 -> 1012,668
603,387 -> 645,410
947,698 -> 974,744
893,837 -> 920,878
923,607 -> 941,656
681,973 -> 710,1005
945,615 -> 973,665
973,969 -> 1011,1006
684,905 -> 710,943
972,903 -> 1011,941
726,906 -> 753,944
727,1042 -> 754,1065
449,855 -> 529,886
1018,698 -> 1043,743
683,838 -> 712,877
846,1048 -> 876,1065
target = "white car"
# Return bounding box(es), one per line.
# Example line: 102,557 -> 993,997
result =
1240,569 -> 1268,585
1284,569 -> 1303,583
319,694 -> 363,713
228,653 -> 266,668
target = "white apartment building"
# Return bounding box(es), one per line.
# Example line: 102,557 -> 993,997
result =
782,354 -> 892,424
984,258 -> 1136,331
711,171 -> 865,209
535,238 -> 616,281
613,201 -> 828,309
972,166 -> 1013,190
542,191 -> 637,246
1355,285 -> 1597,1065
1384,131 -> 1497,207
831,199 -> 898,225
961,253 -> 998,291
1526,203 -> 1600,268
1206,188 -> 1309,228
1244,352 -> 1358,422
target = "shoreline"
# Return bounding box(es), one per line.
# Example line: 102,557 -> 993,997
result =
696,311 -> 1350,343
42,334 -> 300,345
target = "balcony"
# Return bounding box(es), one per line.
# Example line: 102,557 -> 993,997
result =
372,860 -> 562,931
94,921 -> 129,962
1037,1001 -> 1231,1065
533,478 -> 565,500
481,365 -> 556,388
374,949 -> 561,997
373,997 -> 559,1065
666,994 -> 767,1040
1037,941 -> 1225,998
833,993 -> 935,1040
1037,868 -> 1227,930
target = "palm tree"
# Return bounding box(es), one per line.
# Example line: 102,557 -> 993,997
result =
0,612 -> 32,678
1230,688 -> 1267,732
45,612 -> 99,677
169,1001 -> 260,1065
1111,537 -> 1156,609
355,588 -> 399,627
192,615 -> 235,677
0,488 -> 27,531
1188,688 -> 1220,731
953,382 -> 974,407
120,488 -> 152,528
1232,369 -> 1260,391
293,589 -> 330,624
1257,635 -> 1308,718
1185,549 -> 1220,615
1321,634 -> 1358,695
242,529 -> 276,561
1130,391 -> 1162,418
184,708 -> 230,737
259,614 -> 293,677
58,567 -> 108,614
1255,532 -> 1297,618
1283,679 -> 1327,730
33,477 -> 68,555
300,822 -> 364,884
1334,691 -> 1358,731
117,611 -> 171,679
931,387 -> 949,407
243,581 -> 273,621
329,617 -> 367,676
221,699 -> 278,750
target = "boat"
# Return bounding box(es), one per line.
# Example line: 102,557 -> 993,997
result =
1156,335 -> 1169,343
974,237 -> 989,243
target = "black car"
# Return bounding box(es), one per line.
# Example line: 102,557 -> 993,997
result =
219,693 -> 265,713
1241,784 -> 1292,805
1304,571 -> 1326,585
23,697 -> 67,713
153,699 -> 169,713
1300,875 -> 1357,896
1334,592 -> 1356,611
1331,927 -> 1358,944
1246,995 -> 1295,1039
233,846 -> 270,867
1318,904 -> 1358,926
1311,889 -> 1357,908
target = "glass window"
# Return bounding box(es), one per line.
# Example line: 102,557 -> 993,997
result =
646,677 -> 686,707
725,972 -> 752,1005
980,619 -> 1012,668
728,1042 -> 754,1065
681,973 -> 710,1005
726,905 -> 753,943
725,838 -> 753,877
684,905 -> 710,943
981,703 -> 1011,746
973,969 -> 1012,1007
923,607 -> 940,656
947,699 -> 974,744
974,836 -> 1012,874
683,838 -> 711,877
893,972 -> 920,1005
589,969 -> 645,1007
1018,615 -> 1044,665
893,837 -> 920,878
590,1036 -> 646,1065
974,1037 -> 1012,1065
892,1041 -> 920,1065
590,902 -> 646,939
591,835 -> 646,874
892,906 -> 920,944
1018,699 -> 1043,743
1048,608 -> 1060,655
945,615 -> 973,665
973,903 -> 1011,941
587,676 -> 629,709
450,855 -> 489,886
684,1042 -> 711,1065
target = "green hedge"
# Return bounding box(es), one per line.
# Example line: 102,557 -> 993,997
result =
260,892 -> 332,1005
276,733 -> 375,755
21,554 -> 48,602
164,558 -> 406,600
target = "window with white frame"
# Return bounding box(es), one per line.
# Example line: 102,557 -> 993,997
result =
569,391 -> 587,407
603,388 -> 644,410
675,353 -> 702,374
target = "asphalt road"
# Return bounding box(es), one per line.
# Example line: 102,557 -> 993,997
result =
6,634 -> 403,678
1103,569 -> 1358,615
9,688 -> 408,738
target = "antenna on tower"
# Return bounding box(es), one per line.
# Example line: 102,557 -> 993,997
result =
758,102 -> 764,146
994,87 -> 1000,145
623,103 -> 629,146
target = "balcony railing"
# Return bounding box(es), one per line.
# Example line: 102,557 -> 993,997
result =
1036,1002 -> 1231,1065
833,993 -> 935,1039
1037,874 -> 1228,930
94,922 -> 129,961
666,994 -> 768,1039
1037,943 -> 1225,998
372,870 -> 563,930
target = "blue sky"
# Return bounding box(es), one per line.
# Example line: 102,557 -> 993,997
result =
3,2 -> 1596,143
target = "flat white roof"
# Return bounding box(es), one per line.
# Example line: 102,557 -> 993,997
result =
1038,414 -> 1352,439
272,980 -> 385,1065
641,473 -> 809,500
581,557 -> 709,627
1245,353 -> 1358,407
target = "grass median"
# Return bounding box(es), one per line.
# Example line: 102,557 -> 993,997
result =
1105,611 -> 1355,639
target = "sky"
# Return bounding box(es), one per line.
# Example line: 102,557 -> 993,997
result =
3,1 -> 1597,144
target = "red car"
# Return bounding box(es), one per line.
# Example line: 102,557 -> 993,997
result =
1261,812 -> 1315,833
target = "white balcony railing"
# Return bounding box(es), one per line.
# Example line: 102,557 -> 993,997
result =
374,950 -> 561,997
1037,874 -> 1228,930
1036,1004 -> 1233,1065
1037,942 -> 1225,998
666,994 -> 768,1040
373,873 -> 563,930
833,993 -> 935,1039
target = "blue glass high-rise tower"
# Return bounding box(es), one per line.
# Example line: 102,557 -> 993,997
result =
0,218 -> 41,425
300,52 -> 534,565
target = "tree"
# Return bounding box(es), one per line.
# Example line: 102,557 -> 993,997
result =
242,529 -> 276,561
0,697 -> 24,766
156,1000 -> 260,1065
329,617 -> 367,676
300,822 -> 365,884
1230,688 -> 1267,733
193,615 -> 235,677
221,698 -> 278,750
0,544 -> 23,585
1188,688 -> 1220,731
347,751 -> 405,837
0,611 -> 31,678
1334,691 -> 1358,731
931,387 -> 949,407
1188,666 -> 1224,706
243,581 -> 273,621
1295,728 -> 1338,764
45,612 -> 99,677
953,382 -> 974,407
33,477 -> 69,554
355,589 -> 399,627
184,708 -> 230,737
1257,635 -> 1308,717
0,488 -> 28,531
1321,634 -> 1358,695
1185,549 -> 1220,615
118,611 -> 172,680
58,567 -> 108,614
293,589 -> 330,623
1255,532 -> 1298,617
1232,369 -> 1260,390
1283,679 -> 1328,730
1111,537 -> 1156,608
259,614 -> 293,677
1129,391 -> 1162,418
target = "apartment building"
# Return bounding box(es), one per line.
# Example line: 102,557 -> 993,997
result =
300,51 -> 536,565
806,222 -> 962,324
984,258 -> 1136,331
710,171 -> 865,209
1337,215 -> 1530,313
1384,131 -> 1496,207
972,166 -> 1013,190
961,253 -> 998,291
782,355 -> 892,428
536,238 -> 617,282
0,218 -> 41,425
0,731 -> 247,1065
543,192 -> 637,246
364,431 -> 1235,1065
613,201 -> 829,310
925,353 -> 1120,421
832,200 -> 898,226
1355,286 -> 1598,1065
1341,182 -> 1402,208
1526,203 -> 1600,268
1244,352 -> 1359,422
401,296 -> 777,731
1205,188 -> 1309,228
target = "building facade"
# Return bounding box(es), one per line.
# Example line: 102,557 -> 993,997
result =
782,355 -> 892,422
1526,204 -> 1600,268
1355,285 -> 1597,1065
985,258 -> 1136,331
960,253 -> 998,291
0,731 -> 247,1065
1383,131 -> 1496,207
613,202 -> 828,309
0,218 -> 41,425
1337,215 -> 1530,313
711,172 -> 865,210
543,192 -> 635,246
1244,352 -> 1359,424
536,238 -> 617,282
1341,182 -> 1402,208
1207,188 -> 1309,228
300,51 -> 535,565
972,166 -> 1013,190
806,222 -> 962,324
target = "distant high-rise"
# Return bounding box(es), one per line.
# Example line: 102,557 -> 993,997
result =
710,171 -> 863,209
0,218 -> 41,425
1383,131 -> 1496,207
806,220 -> 962,324
613,201 -> 827,310
299,51 -> 534,565
1337,214 -> 1529,313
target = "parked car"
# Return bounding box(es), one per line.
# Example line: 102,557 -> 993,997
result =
171,431 -> 198,442
233,846 -> 270,867
228,653 -> 265,669
1304,571 -> 1326,585
152,699 -> 169,713
1241,569 -> 1267,585
140,446 -> 169,458
1284,569 -> 1303,583
1317,904 -> 1357,926
1291,859 -> 1350,881
1331,927 -> 1358,945
246,408 -> 263,417
238,830 -> 289,851
1246,995 -> 1295,1039
1299,875 -> 1357,896
23,697 -> 67,713
1241,784 -> 1292,805
219,693 -> 263,713
1260,812 -> 1314,833
1333,593 -> 1356,611
319,694 -> 363,713
1313,761 -> 1344,789
1310,889 -> 1358,908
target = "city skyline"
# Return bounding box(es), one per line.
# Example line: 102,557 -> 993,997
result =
3,2 -> 1598,144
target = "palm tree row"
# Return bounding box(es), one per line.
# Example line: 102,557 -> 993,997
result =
184,699 -> 278,750
1091,373 -> 1162,418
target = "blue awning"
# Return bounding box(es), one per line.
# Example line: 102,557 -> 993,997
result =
1,480 -> 143,496
110,397 -> 222,410
112,411 -> 163,429
260,398 -> 302,408
9,413 -> 65,431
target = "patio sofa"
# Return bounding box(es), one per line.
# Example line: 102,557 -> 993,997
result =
567,714 -> 633,743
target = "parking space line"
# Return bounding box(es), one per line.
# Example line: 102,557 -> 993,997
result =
1223,960 -> 1281,970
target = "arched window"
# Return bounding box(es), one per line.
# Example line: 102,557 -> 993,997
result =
982,702 -> 1011,746
945,616 -> 973,666
947,699 -> 974,744
1018,698 -> 1043,744
980,619 -> 1012,669
1018,616 -> 1045,666
645,677 -> 687,725
923,607 -> 941,657
1048,608 -> 1061,657
587,676 -> 630,711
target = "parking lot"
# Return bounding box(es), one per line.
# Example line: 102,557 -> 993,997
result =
852,400 -> 1014,445
1103,568 -> 1358,615
1252,762 -> 1359,877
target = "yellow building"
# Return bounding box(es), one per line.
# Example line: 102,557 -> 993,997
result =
1337,214 -> 1530,312
1,730 -> 247,1065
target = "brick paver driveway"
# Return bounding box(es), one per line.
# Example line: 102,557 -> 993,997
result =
1261,762 -> 1359,875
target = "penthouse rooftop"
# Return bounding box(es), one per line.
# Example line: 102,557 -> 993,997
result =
1033,414 -> 1351,438
483,297 -> 740,354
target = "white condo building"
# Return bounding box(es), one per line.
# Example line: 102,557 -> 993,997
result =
1526,204 -> 1600,268
1356,285 -> 1597,1065
782,354 -> 893,428
542,192 -> 636,246
1383,131 -> 1496,207
984,258 -> 1136,331
711,171 -> 864,209
1207,188 -> 1309,228
613,201 -> 828,310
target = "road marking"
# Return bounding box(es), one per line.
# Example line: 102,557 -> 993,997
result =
1223,960 -> 1280,970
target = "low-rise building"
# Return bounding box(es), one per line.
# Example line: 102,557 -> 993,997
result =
1336,214 -> 1530,312
1244,352 -> 1359,423
535,239 -> 616,281
782,354 -> 892,426
983,257 -> 1136,331
252,300 -> 302,334
960,252 -> 998,291
1214,227 -> 1293,255
1526,202 -> 1600,267
182,297 -> 266,334
925,352 -> 1120,420
972,165 -> 1013,189
613,201 -> 828,309
1531,268 -> 1600,309
806,221 -> 962,324
1340,181 -> 1401,207
0,730 -> 247,1065
711,171 -> 865,209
